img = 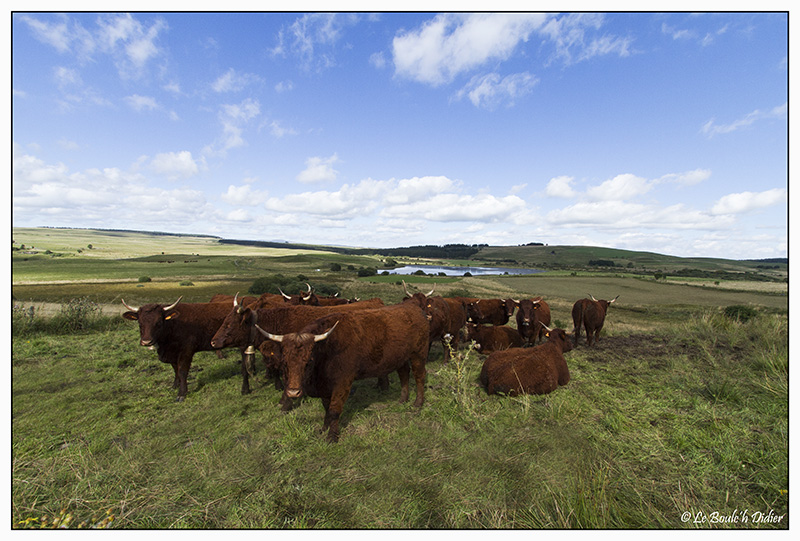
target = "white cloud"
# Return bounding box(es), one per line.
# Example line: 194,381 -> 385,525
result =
125,94 -> 159,112
296,154 -> 340,183
586,173 -> 651,201
209,98 -> 261,153
149,151 -> 200,180
701,102 -> 787,137
393,13 -> 546,86
221,184 -> 267,206
711,188 -> 787,215
456,71 -> 538,109
211,68 -> 261,93
659,168 -> 711,186
545,176 -> 578,198
541,13 -> 632,65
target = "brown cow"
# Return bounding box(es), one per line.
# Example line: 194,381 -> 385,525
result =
279,283 -> 319,305
466,298 -> 515,326
402,282 -> 465,362
514,297 -> 551,345
210,298 -> 385,400
479,323 -> 572,396
121,297 -> 236,401
572,294 -> 618,346
466,322 -> 523,354
255,302 -> 430,442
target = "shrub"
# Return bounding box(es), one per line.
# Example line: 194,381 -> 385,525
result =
723,305 -> 759,323
52,297 -> 102,332
138,276 -> 152,283
179,280 -> 195,287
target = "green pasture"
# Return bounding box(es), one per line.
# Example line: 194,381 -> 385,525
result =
10,226 -> 789,529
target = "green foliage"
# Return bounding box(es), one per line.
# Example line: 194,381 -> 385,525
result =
179,280 -> 195,287
723,304 -> 759,323
248,274 -> 307,295
12,307 -> 787,529
138,276 -> 152,283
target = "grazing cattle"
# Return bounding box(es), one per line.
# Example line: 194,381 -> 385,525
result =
209,293 -> 257,306
210,297 -> 385,399
572,294 -> 618,346
279,283 -> 319,305
255,302 -> 430,442
466,322 -> 523,354
121,297 -> 235,401
479,324 -> 572,396
466,298 -> 515,326
514,298 -> 551,345
402,282 -> 465,362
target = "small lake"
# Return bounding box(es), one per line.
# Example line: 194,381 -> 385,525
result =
381,265 -> 544,276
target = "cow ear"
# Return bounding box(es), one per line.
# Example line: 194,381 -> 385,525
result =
122,312 -> 139,321
164,310 -> 180,320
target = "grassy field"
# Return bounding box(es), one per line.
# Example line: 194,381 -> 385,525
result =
10,227 -> 789,529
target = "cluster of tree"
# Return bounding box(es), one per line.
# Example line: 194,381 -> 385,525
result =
220,239 -> 485,260
588,259 -> 617,267
671,268 -> 785,283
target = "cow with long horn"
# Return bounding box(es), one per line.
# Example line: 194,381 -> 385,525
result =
121,296 -> 237,401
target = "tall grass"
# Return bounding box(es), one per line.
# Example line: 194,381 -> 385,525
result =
12,305 -> 787,529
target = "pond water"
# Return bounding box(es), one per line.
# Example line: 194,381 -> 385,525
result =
381,265 -> 544,276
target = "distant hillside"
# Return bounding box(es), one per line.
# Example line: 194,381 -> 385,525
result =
472,244 -> 787,278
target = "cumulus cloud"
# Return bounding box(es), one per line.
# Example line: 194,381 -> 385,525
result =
296,154 -> 340,183
149,151 -> 200,180
711,188 -> 787,215
393,13 -> 546,86
586,173 -> 651,201
221,184 -> 268,206
658,168 -> 711,186
207,98 -> 261,154
545,176 -> 578,198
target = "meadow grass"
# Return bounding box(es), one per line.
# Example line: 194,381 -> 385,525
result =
12,301 -> 788,529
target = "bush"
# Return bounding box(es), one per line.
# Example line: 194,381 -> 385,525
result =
53,297 -> 102,332
138,276 -> 152,283
179,280 -> 194,287
723,305 -> 759,323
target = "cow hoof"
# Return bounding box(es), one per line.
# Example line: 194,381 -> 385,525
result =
175,396 -> 185,403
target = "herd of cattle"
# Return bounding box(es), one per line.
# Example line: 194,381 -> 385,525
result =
121,282 -> 617,442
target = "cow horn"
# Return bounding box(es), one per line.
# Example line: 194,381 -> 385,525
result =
163,296 -> 182,311
541,322 -> 553,332
254,324 -> 284,343
306,283 -> 313,294
279,288 -> 292,300
402,280 -> 412,296
234,292 -> 245,314
427,283 -> 436,297
314,321 -> 339,342
589,294 -> 597,301
532,299 -> 541,304
610,295 -> 619,303
121,299 -> 139,312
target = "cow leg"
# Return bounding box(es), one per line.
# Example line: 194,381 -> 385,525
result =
410,355 -> 427,408
175,354 -> 191,402
170,363 -> 180,388
324,385 -> 351,443
585,322 -> 594,346
240,355 -> 252,395
376,375 -> 390,391
396,364 -> 410,403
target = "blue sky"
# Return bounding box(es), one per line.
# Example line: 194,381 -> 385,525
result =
11,11 -> 789,259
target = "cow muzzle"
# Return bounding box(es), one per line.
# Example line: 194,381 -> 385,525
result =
140,339 -> 154,347
286,388 -> 303,399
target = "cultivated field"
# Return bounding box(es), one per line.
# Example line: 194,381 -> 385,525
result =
11,228 -> 788,529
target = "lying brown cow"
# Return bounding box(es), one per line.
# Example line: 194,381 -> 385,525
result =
572,294 -> 618,346
479,323 -> 572,396
255,302 -> 430,442
466,322 -> 523,354
122,297 -> 236,401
